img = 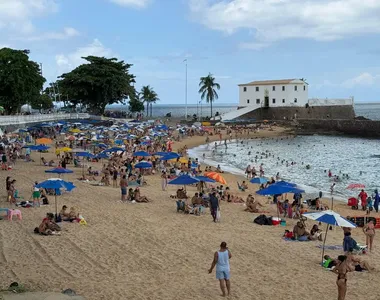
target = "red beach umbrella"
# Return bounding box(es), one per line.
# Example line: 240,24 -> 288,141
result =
346,183 -> 365,189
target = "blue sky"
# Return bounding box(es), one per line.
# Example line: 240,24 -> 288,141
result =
1,0 -> 380,104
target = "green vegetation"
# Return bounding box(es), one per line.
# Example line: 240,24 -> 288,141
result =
198,73 -> 220,118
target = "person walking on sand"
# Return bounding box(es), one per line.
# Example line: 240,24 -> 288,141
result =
209,192 -> 219,222
209,242 -> 232,297
363,220 -> 375,252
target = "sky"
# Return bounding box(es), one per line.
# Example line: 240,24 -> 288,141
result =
1,0 -> 380,105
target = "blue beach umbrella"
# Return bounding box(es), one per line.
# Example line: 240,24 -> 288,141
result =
115,139 -> 124,145
30,145 -> 50,151
250,177 -> 268,184
104,147 -> 124,153
275,181 -> 297,187
75,151 -> 95,158
36,178 -> 76,218
168,175 -> 199,186
154,152 -> 169,156
256,185 -> 305,196
96,152 -> 109,159
135,162 -> 153,169
303,210 -> 356,263
133,151 -> 151,157
160,153 -> 181,161
45,168 -> 74,175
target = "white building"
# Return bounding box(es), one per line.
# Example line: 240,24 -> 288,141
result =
238,79 -> 308,108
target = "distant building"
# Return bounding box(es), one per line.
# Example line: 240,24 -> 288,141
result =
238,79 -> 308,108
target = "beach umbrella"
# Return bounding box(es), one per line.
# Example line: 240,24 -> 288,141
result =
204,172 -> 227,185
58,147 -> 72,153
256,185 -> 304,196
104,147 -> 124,153
36,178 -> 76,219
28,145 -> 50,164
70,128 -> 81,133
75,152 -> 95,176
45,168 -> 74,178
168,175 -> 200,187
154,152 -> 169,156
133,151 -> 151,157
250,177 -> 268,184
346,183 -> 365,189
0,106 -> 4,112
135,162 -> 153,169
195,176 -> 216,183
303,210 -> 357,263
160,152 -> 180,160
96,143 -> 107,149
96,152 -> 109,159
36,138 -> 53,145
115,139 -> 124,145
275,181 -> 297,187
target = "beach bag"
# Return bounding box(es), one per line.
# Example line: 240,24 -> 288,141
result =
254,214 -> 268,225
216,209 -> 221,222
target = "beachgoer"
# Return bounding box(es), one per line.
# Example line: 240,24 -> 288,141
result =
332,255 -> 353,300
32,181 -> 41,208
161,171 -> 167,191
358,189 -> 367,211
362,220 -> 375,252
374,189 -> 380,213
209,192 -> 219,222
208,242 -> 232,298
119,175 -> 128,202
37,213 -> 61,235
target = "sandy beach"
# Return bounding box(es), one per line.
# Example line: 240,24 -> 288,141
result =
0,126 -> 379,300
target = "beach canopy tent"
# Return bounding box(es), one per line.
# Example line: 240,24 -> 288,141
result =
303,210 -> 357,263
133,151 -> 151,157
36,178 -> 76,219
250,177 -> 268,184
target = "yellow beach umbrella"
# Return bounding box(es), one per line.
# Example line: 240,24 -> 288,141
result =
59,147 -> 72,152
70,128 -> 81,133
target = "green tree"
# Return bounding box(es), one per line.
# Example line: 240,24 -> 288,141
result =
128,93 -> 144,113
0,48 -> 45,114
198,73 -> 220,118
58,56 -> 136,114
30,90 -> 54,110
139,85 -> 159,117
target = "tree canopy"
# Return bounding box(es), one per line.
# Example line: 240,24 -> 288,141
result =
0,48 -> 45,114
198,73 -> 220,117
58,56 -> 137,114
30,88 -> 54,110
140,85 -> 159,117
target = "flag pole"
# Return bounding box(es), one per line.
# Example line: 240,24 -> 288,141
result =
184,59 -> 188,121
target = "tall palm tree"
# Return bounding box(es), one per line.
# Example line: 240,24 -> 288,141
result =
198,73 -> 220,118
139,85 -> 159,117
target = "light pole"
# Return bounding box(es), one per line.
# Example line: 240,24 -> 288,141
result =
183,59 -> 188,121
200,100 -> 202,122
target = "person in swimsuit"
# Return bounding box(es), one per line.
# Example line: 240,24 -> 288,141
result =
363,220 -> 375,252
119,175 -> 128,202
333,255 -> 354,300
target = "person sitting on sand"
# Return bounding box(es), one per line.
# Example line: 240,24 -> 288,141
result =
176,188 -> 187,199
230,195 -> 245,203
244,195 -> 263,213
59,205 -> 70,221
309,224 -> 323,241
41,157 -> 48,166
216,164 -> 224,173
127,188 -> 135,201
241,181 -> 248,190
48,159 -> 55,167
134,187 -> 149,203
68,207 -> 79,221
293,221 -> 309,241
36,213 -> 61,235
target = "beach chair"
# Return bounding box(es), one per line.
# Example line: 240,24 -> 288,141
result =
176,200 -> 185,213
237,182 -> 245,192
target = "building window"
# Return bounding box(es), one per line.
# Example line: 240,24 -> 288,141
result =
272,86 -> 275,91
256,99 -> 260,104
272,98 -> 276,104
303,85 -> 306,91
255,87 -> 259,92
282,86 -> 285,91
294,85 -> 298,91
247,99 -> 250,104
243,87 -> 247,92
294,98 -> 298,103
282,99 -> 285,103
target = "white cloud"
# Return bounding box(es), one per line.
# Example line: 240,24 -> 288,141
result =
0,0 -> 58,34
189,0 -> 380,47
55,39 -> 115,73
18,27 -> 80,41
108,0 -> 151,8
342,73 -> 380,88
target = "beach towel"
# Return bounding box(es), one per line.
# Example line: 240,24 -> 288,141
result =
316,245 -> 343,251
282,237 -> 311,242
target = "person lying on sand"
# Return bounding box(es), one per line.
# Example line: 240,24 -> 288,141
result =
346,250 -> 374,272
36,213 -> 61,235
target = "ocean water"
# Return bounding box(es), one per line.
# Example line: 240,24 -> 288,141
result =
109,102 -> 380,120
188,135 -> 380,201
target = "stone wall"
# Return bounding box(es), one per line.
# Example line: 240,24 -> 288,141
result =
236,105 -> 355,121
296,119 -> 380,137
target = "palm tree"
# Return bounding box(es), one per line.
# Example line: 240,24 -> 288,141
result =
198,73 -> 220,118
139,85 -> 159,117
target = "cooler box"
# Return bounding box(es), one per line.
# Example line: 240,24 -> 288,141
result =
272,217 -> 281,226
348,198 -> 358,206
